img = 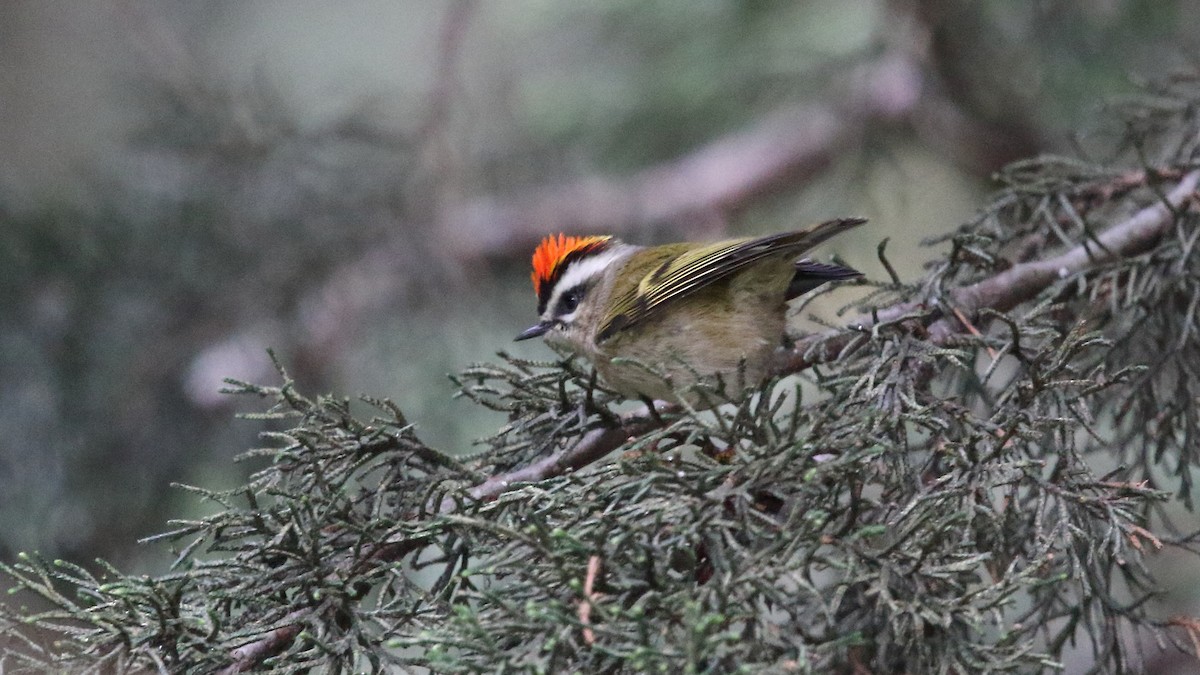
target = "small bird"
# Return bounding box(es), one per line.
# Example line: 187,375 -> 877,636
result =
516,218 -> 866,403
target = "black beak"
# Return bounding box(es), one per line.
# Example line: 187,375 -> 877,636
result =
514,322 -> 551,341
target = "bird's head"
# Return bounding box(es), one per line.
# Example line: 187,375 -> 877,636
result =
515,233 -> 621,346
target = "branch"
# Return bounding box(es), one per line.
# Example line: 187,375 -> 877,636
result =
439,54 -> 923,258
218,170 -> 1198,672
928,169 -> 1200,341
482,169 -> 1200,487
433,407 -> 666,513
463,426 -> 631,504
216,608 -> 307,675
784,169 -> 1200,370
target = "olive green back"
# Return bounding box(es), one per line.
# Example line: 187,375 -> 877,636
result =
596,217 -> 864,342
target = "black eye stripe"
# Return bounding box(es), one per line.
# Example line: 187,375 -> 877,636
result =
555,286 -> 585,315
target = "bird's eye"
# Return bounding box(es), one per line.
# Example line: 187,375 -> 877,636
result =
558,288 -> 582,314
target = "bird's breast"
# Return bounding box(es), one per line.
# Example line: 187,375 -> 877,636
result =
589,273 -> 790,402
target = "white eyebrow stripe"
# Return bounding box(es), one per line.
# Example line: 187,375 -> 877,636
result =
543,248 -> 624,319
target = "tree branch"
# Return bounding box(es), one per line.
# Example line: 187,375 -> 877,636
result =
480,169 -> 1200,489
218,171 -> 1199,671
217,609 -> 307,675
439,54 -> 924,258
928,169 -> 1200,340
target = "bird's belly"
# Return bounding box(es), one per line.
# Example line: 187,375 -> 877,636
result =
592,303 -> 786,403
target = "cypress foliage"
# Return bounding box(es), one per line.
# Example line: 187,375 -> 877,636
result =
4,77 -> 1200,673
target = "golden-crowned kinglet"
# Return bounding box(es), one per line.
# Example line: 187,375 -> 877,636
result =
515,218 -> 866,403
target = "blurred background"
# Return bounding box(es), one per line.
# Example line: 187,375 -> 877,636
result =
1,0 -> 1196,587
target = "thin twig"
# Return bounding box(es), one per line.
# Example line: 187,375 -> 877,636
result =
216,608 -> 309,675
1167,616 -> 1200,661
579,555 -> 602,646
950,305 -> 998,359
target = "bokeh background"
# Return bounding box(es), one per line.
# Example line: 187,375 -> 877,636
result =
1,0 -> 1196,619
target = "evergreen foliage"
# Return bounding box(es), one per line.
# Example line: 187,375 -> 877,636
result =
4,77 -> 1200,673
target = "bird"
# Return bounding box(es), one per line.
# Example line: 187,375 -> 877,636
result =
515,218 -> 866,403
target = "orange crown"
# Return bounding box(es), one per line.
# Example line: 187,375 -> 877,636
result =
531,233 -> 611,302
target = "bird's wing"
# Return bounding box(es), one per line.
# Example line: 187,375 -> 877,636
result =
597,217 -> 865,342
786,260 -> 864,299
